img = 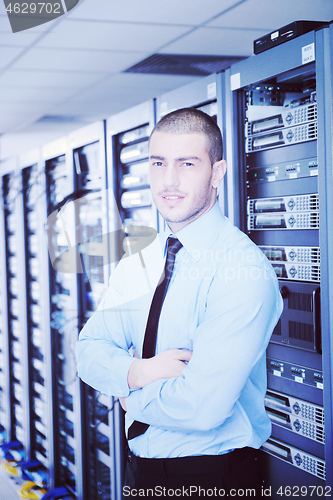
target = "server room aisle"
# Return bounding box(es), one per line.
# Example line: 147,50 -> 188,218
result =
0,466 -> 23,500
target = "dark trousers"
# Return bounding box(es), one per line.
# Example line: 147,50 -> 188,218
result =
123,447 -> 262,499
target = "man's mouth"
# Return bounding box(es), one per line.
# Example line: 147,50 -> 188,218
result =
162,193 -> 185,200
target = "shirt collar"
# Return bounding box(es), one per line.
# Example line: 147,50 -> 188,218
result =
159,202 -> 227,262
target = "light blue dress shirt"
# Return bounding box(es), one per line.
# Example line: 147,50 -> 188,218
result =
75,203 -> 283,458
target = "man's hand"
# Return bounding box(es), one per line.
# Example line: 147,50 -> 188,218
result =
128,349 -> 192,391
119,397 -> 127,411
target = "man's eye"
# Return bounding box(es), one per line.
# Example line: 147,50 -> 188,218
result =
182,162 -> 193,167
153,162 -> 163,167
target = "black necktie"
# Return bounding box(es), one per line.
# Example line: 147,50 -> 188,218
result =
127,237 -> 183,441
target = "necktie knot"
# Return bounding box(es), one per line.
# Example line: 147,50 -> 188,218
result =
167,237 -> 183,257
165,237 -> 183,278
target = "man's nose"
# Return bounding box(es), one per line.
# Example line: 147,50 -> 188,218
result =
163,165 -> 179,188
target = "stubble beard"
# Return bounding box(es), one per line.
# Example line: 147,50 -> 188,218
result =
155,177 -> 214,226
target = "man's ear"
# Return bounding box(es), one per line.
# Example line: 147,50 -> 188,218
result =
212,159 -> 227,188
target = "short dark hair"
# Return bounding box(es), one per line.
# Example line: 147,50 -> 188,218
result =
150,108 -> 223,165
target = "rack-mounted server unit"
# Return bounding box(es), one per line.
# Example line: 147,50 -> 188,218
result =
1,158 -> 29,461
228,25 -> 333,494
44,137 -> 82,500
107,100 -> 158,263
19,148 -> 53,492
0,202 -> 7,447
0,158 -> 21,456
106,100 -> 157,498
0,159 -> 16,451
69,122 -> 116,500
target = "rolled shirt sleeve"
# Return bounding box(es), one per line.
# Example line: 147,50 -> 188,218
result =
75,308 -> 136,397
75,237 -> 165,397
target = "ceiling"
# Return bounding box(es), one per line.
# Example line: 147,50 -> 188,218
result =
0,0 -> 332,156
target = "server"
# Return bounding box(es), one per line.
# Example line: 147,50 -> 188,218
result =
43,122 -> 116,500
0,157 -> 30,475
107,99 -> 158,261
43,136 -> 80,500
18,148 -> 53,493
0,159 -> 16,452
0,180 -> 7,447
106,100 -> 157,496
227,24 -> 333,495
69,122 -> 116,500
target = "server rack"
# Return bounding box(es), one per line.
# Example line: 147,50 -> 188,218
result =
68,121 -> 116,500
0,159 -> 15,450
0,175 -> 7,447
227,25 -> 333,494
0,244 -> 5,445
43,136 -> 79,500
1,157 -> 29,468
156,73 -> 227,215
107,99 -> 158,254
18,148 -> 53,492
0,158 -> 20,457
106,100 -> 157,498
0,228 -> 5,444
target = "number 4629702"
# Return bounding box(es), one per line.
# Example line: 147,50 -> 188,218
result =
6,3 -> 61,14
277,485 -> 331,496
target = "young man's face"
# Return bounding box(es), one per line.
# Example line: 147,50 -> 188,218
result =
148,131 -> 226,233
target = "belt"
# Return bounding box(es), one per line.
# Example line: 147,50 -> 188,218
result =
127,447 -> 252,477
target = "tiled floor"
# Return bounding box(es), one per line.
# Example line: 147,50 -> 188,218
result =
0,466 -> 21,500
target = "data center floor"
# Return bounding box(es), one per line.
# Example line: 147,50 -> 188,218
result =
0,466 -> 23,500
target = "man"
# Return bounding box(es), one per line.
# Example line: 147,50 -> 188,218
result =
75,108 -> 283,498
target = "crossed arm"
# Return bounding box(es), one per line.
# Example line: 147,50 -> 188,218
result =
76,263 -> 282,432
119,349 -> 192,410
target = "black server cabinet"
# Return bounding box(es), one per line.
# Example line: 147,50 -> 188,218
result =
19,148 -> 53,493
0,159 -> 16,451
106,100 -> 157,499
107,100 -> 158,260
156,73 -> 227,215
0,168 -> 8,449
43,137 -> 79,500
227,25 -> 333,495
1,159 -> 29,465
68,122 -> 116,500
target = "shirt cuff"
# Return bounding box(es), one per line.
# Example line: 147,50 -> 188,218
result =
115,355 -> 138,397
125,379 -> 163,419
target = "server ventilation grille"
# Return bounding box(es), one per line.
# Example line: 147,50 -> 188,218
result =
125,53 -> 246,76
35,115 -> 82,124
